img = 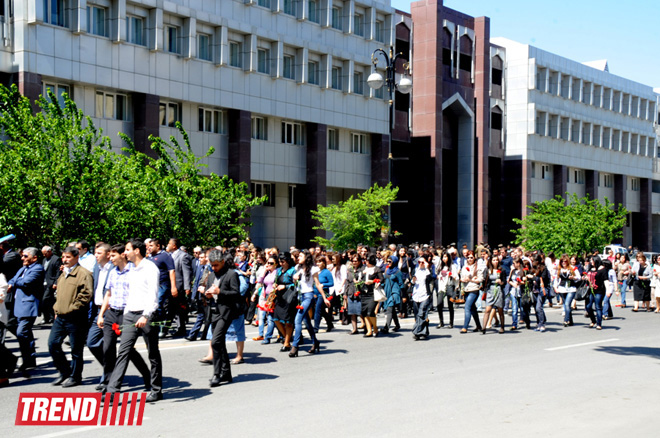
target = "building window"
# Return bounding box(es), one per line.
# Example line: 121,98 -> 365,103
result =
257,48 -> 270,74
229,41 -> 242,68
198,34 -> 211,61
374,84 -> 384,99
331,6 -> 342,30
165,26 -> 180,54
374,20 -> 384,42
257,0 -> 270,7
603,174 -> 613,188
536,67 -> 546,92
87,5 -> 107,37
44,83 -> 70,108
491,112 -> 502,130
251,116 -> 267,140
540,164 -> 551,180
44,0 -> 67,27
331,66 -> 342,90
630,178 -> 640,192
288,185 -> 297,208
159,101 -> 180,127
283,0 -> 295,15
353,71 -> 364,95
351,133 -> 367,154
283,55 -> 295,80
308,1 -> 319,23
282,121 -> 305,145
573,169 -> 585,184
251,182 -> 276,207
127,15 -> 145,46
198,108 -> 225,134
328,128 -> 339,150
535,112 -> 546,136
354,13 -> 364,37
308,61 -> 319,85
96,91 -> 128,121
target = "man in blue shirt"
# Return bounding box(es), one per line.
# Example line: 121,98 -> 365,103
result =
147,238 -> 175,338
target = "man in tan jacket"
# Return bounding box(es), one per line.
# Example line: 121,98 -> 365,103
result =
48,246 -> 93,387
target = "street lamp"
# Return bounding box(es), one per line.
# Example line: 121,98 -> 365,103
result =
367,46 -> 412,243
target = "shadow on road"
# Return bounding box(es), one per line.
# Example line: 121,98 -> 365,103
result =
234,373 -> 279,383
162,376 -> 212,401
595,345 -> 660,361
241,352 -> 277,364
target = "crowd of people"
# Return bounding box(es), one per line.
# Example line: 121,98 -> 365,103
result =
0,235 -> 656,398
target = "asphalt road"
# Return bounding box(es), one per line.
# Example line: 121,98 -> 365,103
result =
2,297 -> 658,438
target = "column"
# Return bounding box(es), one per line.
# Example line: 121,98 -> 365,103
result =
132,92 -> 160,157
585,169 -> 598,200
553,165 -> 568,200
371,134 -> 389,187
296,123 -> 328,247
635,178 -> 652,250
227,109 -> 252,184
474,16 -> 490,244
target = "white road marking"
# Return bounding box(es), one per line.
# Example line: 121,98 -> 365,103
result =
545,338 -> 619,351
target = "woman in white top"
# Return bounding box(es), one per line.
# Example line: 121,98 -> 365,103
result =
290,252 -> 322,356
411,255 -> 433,340
331,253 -> 348,324
460,251 -> 484,333
556,255 -> 579,327
435,252 -> 458,328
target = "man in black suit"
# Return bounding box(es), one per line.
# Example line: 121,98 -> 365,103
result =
41,246 -> 62,324
166,238 -> 193,337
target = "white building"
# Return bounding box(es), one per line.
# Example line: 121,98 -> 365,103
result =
493,37 -> 660,250
0,0 -> 397,249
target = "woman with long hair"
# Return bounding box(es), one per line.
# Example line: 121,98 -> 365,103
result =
313,256 -> 335,333
331,253 -> 348,324
482,255 -> 506,334
631,253 -> 652,312
460,251 -> 484,333
436,252 -> 457,328
272,253 -> 297,351
617,253 -> 631,308
380,255 -> 403,334
556,255 -> 579,326
397,247 -> 413,318
344,255 -> 364,334
507,258 -> 523,330
358,254 -> 383,337
586,256 -> 608,329
290,252 -> 321,357
410,255 -> 433,340
532,257 -> 550,332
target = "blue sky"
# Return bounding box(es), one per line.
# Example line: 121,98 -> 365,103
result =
391,0 -> 659,89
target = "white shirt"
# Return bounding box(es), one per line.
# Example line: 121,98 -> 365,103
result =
79,252 -> 96,273
125,258 -> 159,318
412,267 -> 430,302
94,262 -> 113,306
298,266 -> 320,293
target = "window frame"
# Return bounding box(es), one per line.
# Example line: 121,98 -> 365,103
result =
198,107 -> 226,134
127,15 -> 145,46
251,182 -> 276,207
251,116 -> 268,140
44,83 -> 71,108
328,128 -> 339,150
86,4 -> 108,37
281,121 -> 305,146
331,6 -> 342,31
353,13 -> 364,37
331,66 -> 342,91
308,60 -> 319,85
257,48 -> 271,74
197,33 -> 212,61
159,101 -> 180,127
229,41 -> 243,68
165,25 -> 181,55
95,90 -> 129,121
351,132 -> 367,154
44,0 -> 68,28
283,55 -> 295,80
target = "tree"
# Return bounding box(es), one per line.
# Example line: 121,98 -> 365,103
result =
511,193 -> 628,256
310,183 -> 399,251
0,84 -> 264,249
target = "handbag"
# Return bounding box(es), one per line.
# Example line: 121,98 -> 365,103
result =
575,281 -> 591,301
373,283 -> 386,302
282,284 -> 297,305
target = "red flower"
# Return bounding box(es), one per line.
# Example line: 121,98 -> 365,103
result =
296,305 -> 304,310
112,323 -> 122,336
327,295 -> 333,301
497,270 -> 501,275
354,291 -> 361,298
517,278 -> 523,284
523,267 -> 529,271
373,279 -> 381,284
466,267 -> 470,272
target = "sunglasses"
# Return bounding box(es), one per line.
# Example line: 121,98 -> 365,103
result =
267,261 -> 276,265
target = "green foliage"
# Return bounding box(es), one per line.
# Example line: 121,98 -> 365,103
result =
311,183 -> 399,251
0,84 -> 263,249
511,193 -> 628,256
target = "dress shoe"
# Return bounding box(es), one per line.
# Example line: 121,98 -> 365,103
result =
219,374 -> 233,383
6,354 -> 18,376
62,377 -> 81,388
184,336 -> 196,341
289,347 -> 299,358
146,391 -> 163,402
52,375 -> 69,386
95,383 -> 107,391
280,346 -> 291,352
209,375 -> 222,387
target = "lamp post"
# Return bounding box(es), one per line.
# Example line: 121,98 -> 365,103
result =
367,46 -> 412,242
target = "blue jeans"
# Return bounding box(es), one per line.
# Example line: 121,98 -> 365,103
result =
264,312 -> 277,341
412,296 -> 432,336
157,284 -> 171,319
510,292 -> 520,327
462,292 -> 481,330
48,313 -> 88,381
313,290 -> 333,331
587,292 -> 605,326
86,313 -> 105,382
561,292 -> 575,323
535,291 -> 547,327
620,279 -> 628,306
603,293 -> 614,318
292,293 -> 317,348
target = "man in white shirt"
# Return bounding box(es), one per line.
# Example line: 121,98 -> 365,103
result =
76,240 -> 97,273
105,239 -> 162,403
86,243 -> 113,390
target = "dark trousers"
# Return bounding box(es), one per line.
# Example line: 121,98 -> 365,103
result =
0,321 -> 17,378
313,292 -> 333,331
48,313 -> 88,381
16,316 -> 37,367
107,312 -> 162,394
101,308 -> 151,387
520,299 -> 533,329
41,288 -> 56,323
188,302 -> 212,340
384,306 -> 399,330
412,297 -> 432,336
210,308 -> 233,378
436,290 -> 454,326
535,292 -> 547,327
86,313 -> 104,372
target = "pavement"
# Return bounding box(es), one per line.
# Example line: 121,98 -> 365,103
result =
1,295 -> 658,438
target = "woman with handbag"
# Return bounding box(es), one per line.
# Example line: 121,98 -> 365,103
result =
380,255 -> 403,334
359,254 -> 384,337
345,256 -> 365,335
272,253 -> 297,351
557,256 -> 579,326
518,260 -> 535,330
482,255 -> 507,334
460,251 -> 484,333
331,253 -> 348,324
411,255 -> 433,339
507,258 -> 523,330
631,253 -> 652,312
436,252 -> 457,328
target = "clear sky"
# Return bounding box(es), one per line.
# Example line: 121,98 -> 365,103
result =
391,0 -> 659,89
